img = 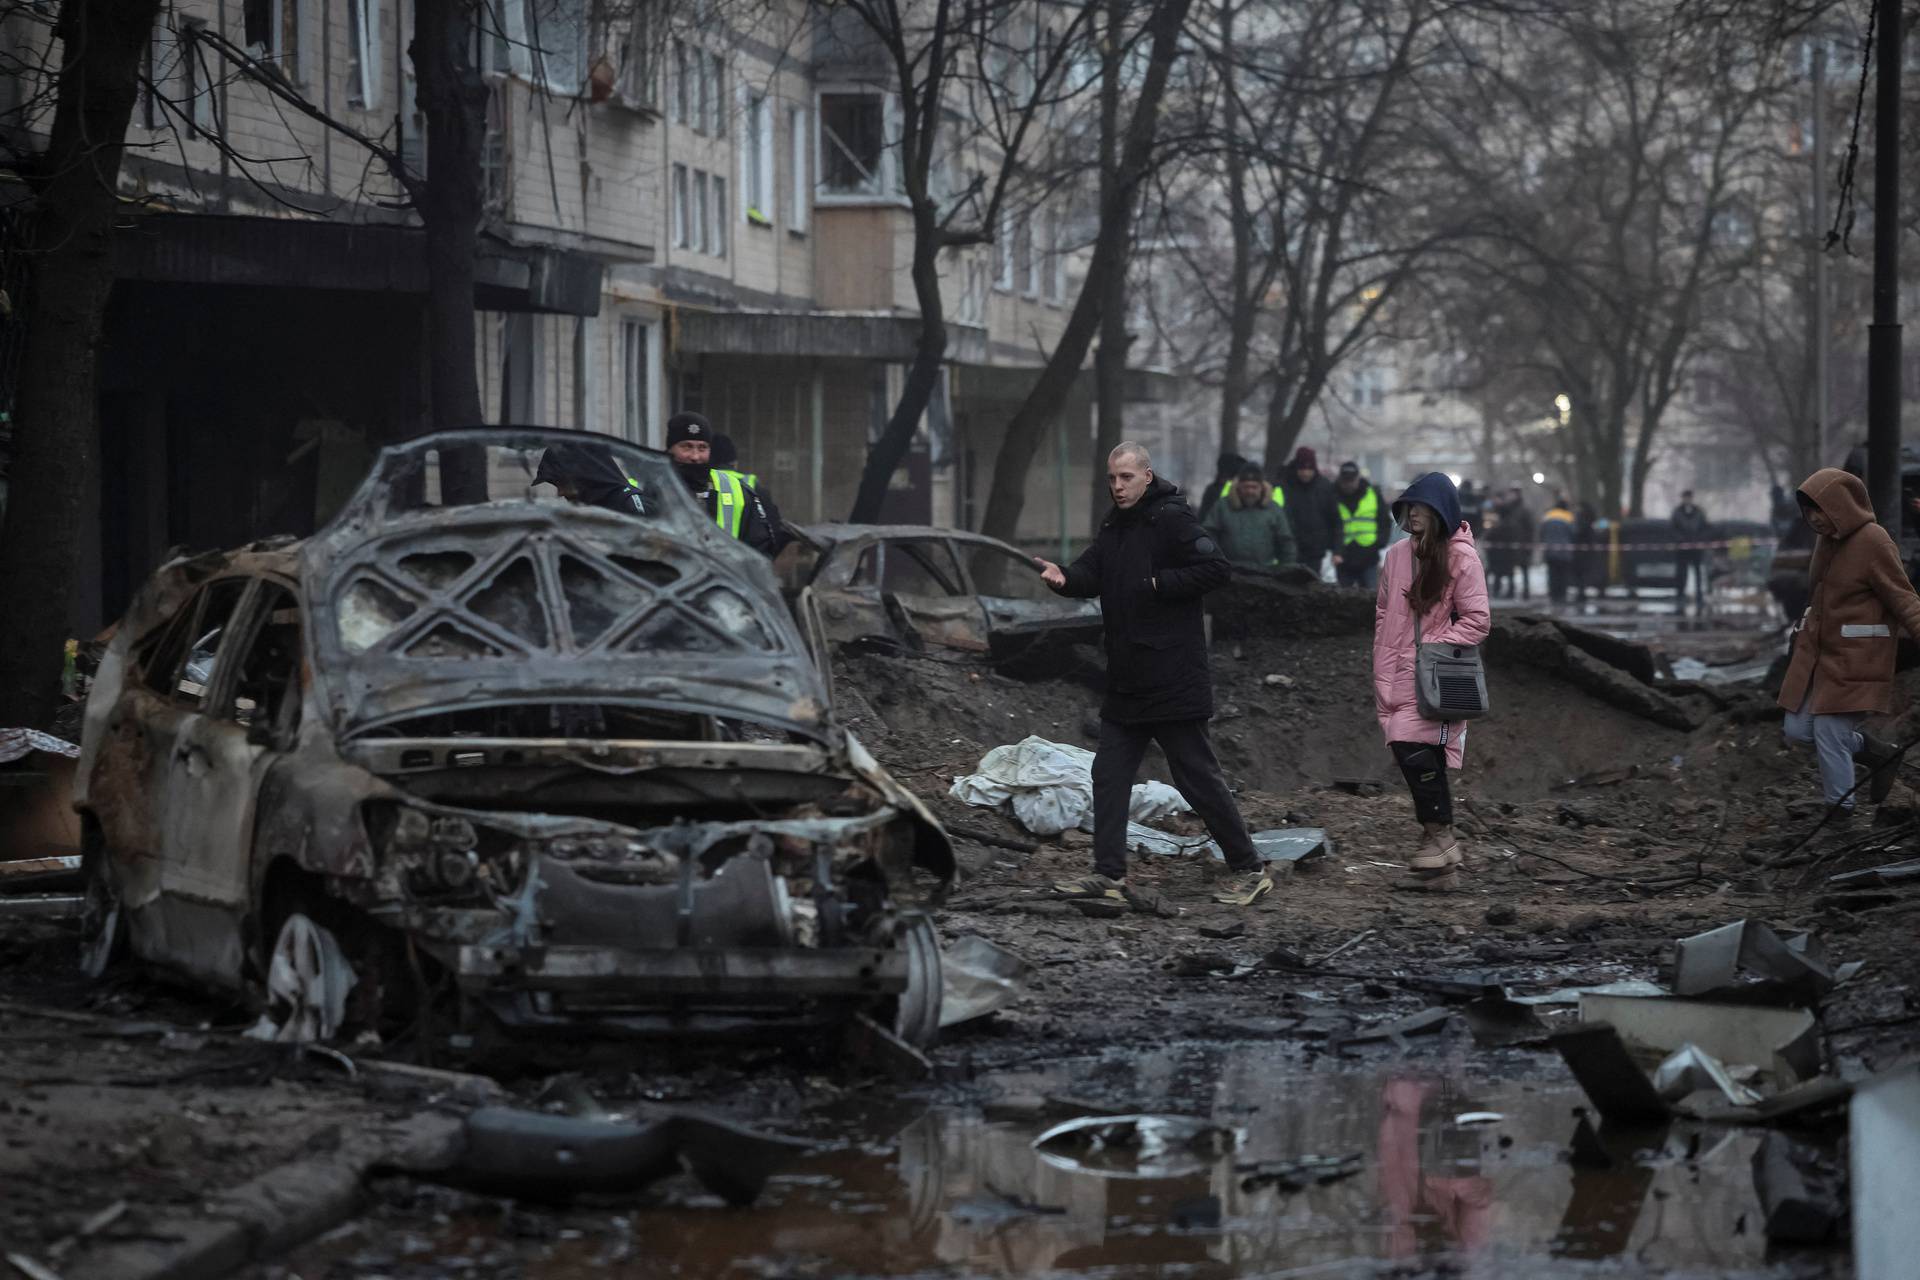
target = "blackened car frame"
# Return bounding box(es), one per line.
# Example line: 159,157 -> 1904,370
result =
74,428 -> 953,1048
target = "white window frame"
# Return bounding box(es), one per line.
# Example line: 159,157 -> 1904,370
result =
621,318 -> 653,444
993,206 -> 1013,291
616,0 -> 658,108
787,104 -> 808,233
693,170 -> 710,254
182,18 -> 215,135
740,87 -> 774,226
1045,208 -> 1064,304
492,0 -> 588,95
814,86 -> 905,206
671,39 -> 689,124
1017,211 -> 1037,298
571,316 -> 595,430
694,49 -> 711,135
347,0 -> 382,109
671,163 -> 690,248
707,52 -> 725,134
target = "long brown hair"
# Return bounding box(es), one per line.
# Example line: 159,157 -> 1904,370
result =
1404,504 -> 1451,616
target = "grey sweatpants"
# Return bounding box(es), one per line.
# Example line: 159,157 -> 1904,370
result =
1783,696 -> 1865,809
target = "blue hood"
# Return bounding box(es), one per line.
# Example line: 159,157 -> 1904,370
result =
1391,472 -> 1462,531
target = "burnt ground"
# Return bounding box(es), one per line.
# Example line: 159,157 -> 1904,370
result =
3,579 -> 1918,1277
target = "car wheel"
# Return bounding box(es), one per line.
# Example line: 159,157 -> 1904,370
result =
78,828 -> 124,980
249,912 -> 362,1043
891,913 -> 943,1048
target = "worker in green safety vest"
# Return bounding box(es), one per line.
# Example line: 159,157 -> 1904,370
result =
1331,460 -> 1392,589
665,412 -> 780,556
712,432 -> 790,554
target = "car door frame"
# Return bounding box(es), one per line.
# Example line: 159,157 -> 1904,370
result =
876,536 -> 991,653
953,534 -> 1100,636
144,576 -> 293,990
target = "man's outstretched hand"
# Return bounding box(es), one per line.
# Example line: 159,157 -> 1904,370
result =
1033,557 -> 1066,588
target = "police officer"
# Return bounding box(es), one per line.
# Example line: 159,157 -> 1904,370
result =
534,442 -> 651,517
1331,460 -> 1391,589
665,412 -> 779,556
711,432 -> 790,555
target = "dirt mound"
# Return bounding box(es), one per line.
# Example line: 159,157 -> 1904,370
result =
834,579 -> 1698,804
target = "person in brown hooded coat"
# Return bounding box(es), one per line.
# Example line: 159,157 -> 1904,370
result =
1777,468 -> 1920,824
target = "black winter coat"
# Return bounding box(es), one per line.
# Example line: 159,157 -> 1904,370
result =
1279,472 -> 1341,563
1052,477 -> 1229,723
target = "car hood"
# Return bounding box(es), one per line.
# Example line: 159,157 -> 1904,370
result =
302,503 -> 831,740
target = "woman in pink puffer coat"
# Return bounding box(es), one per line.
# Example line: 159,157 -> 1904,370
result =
1372,472 -> 1491,890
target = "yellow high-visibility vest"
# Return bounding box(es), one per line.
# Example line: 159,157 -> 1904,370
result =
1340,486 -> 1380,548
1218,480 -> 1284,509
708,469 -> 747,539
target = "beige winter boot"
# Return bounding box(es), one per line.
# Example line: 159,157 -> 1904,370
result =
1405,822 -> 1463,891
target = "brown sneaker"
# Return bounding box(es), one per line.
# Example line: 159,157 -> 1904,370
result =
1409,823 -> 1463,873
1211,869 -> 1274,907
1053,873 -> 1126,901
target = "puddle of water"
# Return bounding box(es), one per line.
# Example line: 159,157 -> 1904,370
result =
283,1045 -> 1822,1279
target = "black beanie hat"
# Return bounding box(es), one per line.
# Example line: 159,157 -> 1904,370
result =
666,411 -> 711,447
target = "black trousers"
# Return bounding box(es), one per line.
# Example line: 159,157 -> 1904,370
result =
1391,741 -> 1453,826
1092,718 -> 1258,880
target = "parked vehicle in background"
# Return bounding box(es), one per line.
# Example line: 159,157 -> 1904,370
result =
74,429 -> 952,1051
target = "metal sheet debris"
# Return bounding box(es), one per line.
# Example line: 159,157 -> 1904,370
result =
1652,1044 -> 1764,1106
1033,1114 -> 1241,1180
939,935 -> 1031,1028
1513,979 -> 1666,1006
1672,918 -> 1844,1004
1828,859 -> 1920,887
1338,1006 -> 1453,1051
1852,1064 -> 1920,1280
1579,993 -> 1821,1085
1549,1024 -> 1672,1127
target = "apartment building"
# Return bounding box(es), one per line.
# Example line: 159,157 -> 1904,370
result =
1,0 -> 1142,630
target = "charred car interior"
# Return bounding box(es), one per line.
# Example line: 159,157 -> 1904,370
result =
74,429 -> 954,1049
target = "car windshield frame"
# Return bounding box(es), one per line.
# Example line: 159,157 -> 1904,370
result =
333,427 -> 695,532
302,428 -> 832,744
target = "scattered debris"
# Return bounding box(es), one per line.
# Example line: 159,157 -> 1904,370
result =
843,1013 -> 933,1082
1579,993 -> 1821,1086
1169,952 -> 1238,977
939,936 -> 1031,1028
1827,860 -> 1920,888
403,1106 -> 811,1206
1262,673 -> 1295,688
0,896 -> 82,919
1250,828 -> 1333,866
1484,903 -> 1519,926
1549,1024 -> 1672,1127
1033,1114 -> 1240,1179
945,824 -> 1040,855
1851,1064 -> 1920,1280
1551,764 -> 1642,791
1314,929 -> 1376,968
1069,898 -> 1127,919
1513,979 -> 1666,1006
1236,1151 -> 1363,1192
1454,1112 -> 1505,1126
1653,1044 -> 1763,1107
0,856 -> 80,891
1672,919 -> 1857,1005
1196,922 -> 1246,940
1752,1132 -> 1845,1244
1337,1006 -> 1452,1051
1460,994 -> 1550,1048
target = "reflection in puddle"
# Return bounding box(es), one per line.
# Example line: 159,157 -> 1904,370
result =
285,1045 -> 1801,1278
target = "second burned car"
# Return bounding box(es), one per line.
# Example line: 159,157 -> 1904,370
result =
74,428 -> 953,1048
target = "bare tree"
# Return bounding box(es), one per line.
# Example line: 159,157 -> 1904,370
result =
1420,0 -> 1792,514
0,0 -> 161,726
977,0 -> 1193,545
822,0 -> 1097,523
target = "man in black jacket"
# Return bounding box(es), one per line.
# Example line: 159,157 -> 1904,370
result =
1033,442 -> 1272,910
1278,446 -> 1341,577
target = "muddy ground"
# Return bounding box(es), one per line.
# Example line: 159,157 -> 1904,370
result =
3,579 -> 1916,1278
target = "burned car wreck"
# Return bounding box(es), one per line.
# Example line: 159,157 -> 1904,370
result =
75,429 -> 954,1046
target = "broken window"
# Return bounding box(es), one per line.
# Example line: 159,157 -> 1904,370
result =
243,0 -> 301,81
467,556 -> 551,648
693,587 -> 771,649
147,579 -> 249,709
819,91 -> 888,196
230,586 -> 303,732
881,540 -> 964,597
849,545 -> 879,588
964,544 -> 1052,601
